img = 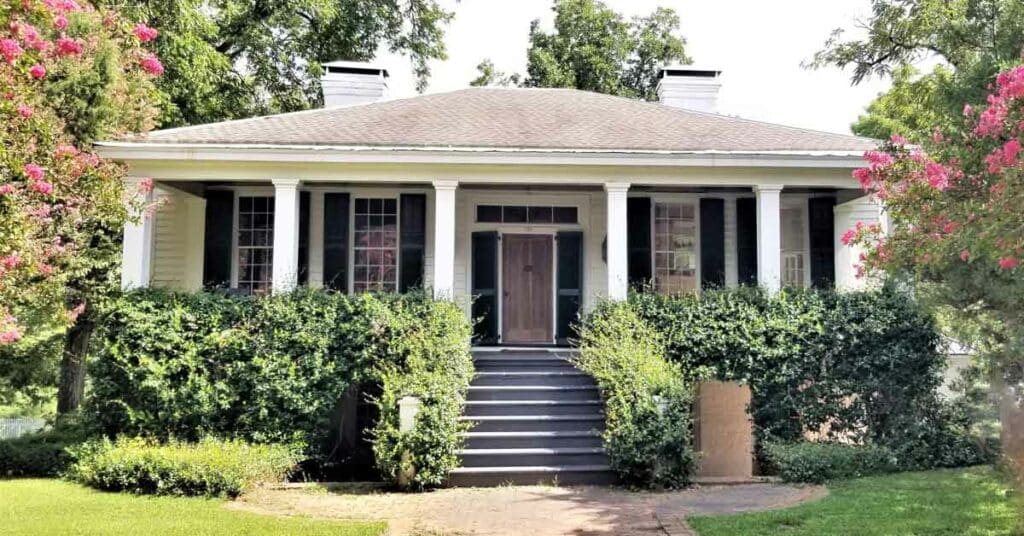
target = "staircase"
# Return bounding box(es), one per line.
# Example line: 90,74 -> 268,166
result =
448,348 -> 615,487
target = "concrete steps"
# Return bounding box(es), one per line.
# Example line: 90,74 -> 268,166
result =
450,349 -> 614,487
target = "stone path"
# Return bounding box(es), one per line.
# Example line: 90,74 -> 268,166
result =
230,482 -> 827,536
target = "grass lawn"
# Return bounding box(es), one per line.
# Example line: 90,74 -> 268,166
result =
689,467 -> 1021,536
0,478 -> 386,535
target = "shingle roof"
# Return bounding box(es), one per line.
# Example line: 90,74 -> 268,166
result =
124,87 -> 877,153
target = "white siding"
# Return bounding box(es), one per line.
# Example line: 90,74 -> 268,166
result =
151,187 -> 205,291
834,196 -> 882,290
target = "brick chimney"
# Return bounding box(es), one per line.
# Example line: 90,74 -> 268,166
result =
321,61 -> 389,108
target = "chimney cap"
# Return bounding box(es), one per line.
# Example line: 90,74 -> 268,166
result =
322,60 -> 389,78
659,65 -> 721,79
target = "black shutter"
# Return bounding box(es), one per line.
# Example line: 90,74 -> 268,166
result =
736,198 -> 758,285
399,194 -> 427,292
471,231 -> 499,345
298,191 -> 310,286
203,190 -> 234,288
323,193 -> 350,292
809,197 -> 836,289
700,198 -> 725,288
556,231 -> 583,345
627,197 -> 652,290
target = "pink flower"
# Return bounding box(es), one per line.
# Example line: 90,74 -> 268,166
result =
22,163 -> 44,181
963,104 -> 974,116
840,228 -> 857,246
890,133 -> 908,145
36,262 -> 54,276
53,14 -> 68,30
924,161 -> 951,190
29,63 -> 46,79
2,255 -> 21,269
960,249 -> 970,262
139,53 -> 163,76
55,37 -> 82,56
67,302 -> 86,322
137,177 -> 154,194
864,150 -> 895,169
17,104 -> 33,118
0,327 -> 22,344
999,257 -> 1019,270
30,180 -> 53,195
0,183 -> 15,195
852,168 -> 872,191
0,38 -> 23,64
55,144 -> 78,158
132,23 -> 158,43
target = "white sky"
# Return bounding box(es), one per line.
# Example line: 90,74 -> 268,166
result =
378,0 -> 893,136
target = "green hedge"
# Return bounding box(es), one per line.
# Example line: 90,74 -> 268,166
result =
628,285 -> 987,471
68,437 -> 299,497
86,288 -> 473,489
0,430 -> 75,477
763,441 -> 897,483
575,301 -> 697,488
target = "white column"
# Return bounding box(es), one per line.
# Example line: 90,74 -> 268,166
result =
121,178 -> 155,290
605,182 -> 630,300
271,178 -> 301,293
432,180 -> 458,299
755,184 -> 783,293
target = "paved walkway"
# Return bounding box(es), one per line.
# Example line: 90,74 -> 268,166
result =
231,482 -> 827,536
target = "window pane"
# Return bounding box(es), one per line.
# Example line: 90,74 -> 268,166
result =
553,206 -> 578,223
477,205 -> 502,222
353,197 -> 399,294
503,206 -> 527,223
237,196 -> 274,294
528,206 -> 553,223
653,202 -> 698,295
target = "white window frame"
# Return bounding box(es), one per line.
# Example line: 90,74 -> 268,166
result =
350,195 -> 401,294
649,194 -> 702,295
780,195 -> 813,289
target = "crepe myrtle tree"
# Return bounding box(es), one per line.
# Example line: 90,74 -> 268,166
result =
0,0 -> 160,410
844,63 -> 1024,484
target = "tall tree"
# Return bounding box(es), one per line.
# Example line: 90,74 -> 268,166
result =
97,0 -> 455,128
471,0 -> 690,100
812,0 -> 1024,141
0,1 -> 161,411
845,63 -> 1024,497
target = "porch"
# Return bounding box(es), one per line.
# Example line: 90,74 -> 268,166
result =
122,174 -> 878,346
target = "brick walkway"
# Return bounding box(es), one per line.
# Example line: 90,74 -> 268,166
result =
231,482 -> 827,536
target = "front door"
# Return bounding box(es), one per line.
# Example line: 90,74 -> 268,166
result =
502,234 -> 553,344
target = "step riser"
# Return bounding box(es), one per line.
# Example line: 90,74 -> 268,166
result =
474,362 -> 579,373
460,453 -> 608,468
473,375 -> 596,387
467,388 -> 600,402
464,403 -> 602,417
464,436 -> 603,449
449,470 -> 616,487
466,419 -> 604,433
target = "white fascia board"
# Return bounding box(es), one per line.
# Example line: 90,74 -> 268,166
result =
94,142 -> 867,169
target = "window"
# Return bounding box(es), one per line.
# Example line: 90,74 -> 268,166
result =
475,205 -> 578,224
353,198 -> 398,293
781,206 -> 808,287
237,196 -> 274,294
654,202 -> 698,294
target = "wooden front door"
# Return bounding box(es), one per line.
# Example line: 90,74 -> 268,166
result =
502,234 -> 554,344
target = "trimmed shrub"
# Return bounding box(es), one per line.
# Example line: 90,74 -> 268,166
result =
575,300 -> 697,488
0,430 -> 75,477
629,285 -> 987,471
86,288 -> 473,489
763,441 -> 897,483
68,437 -> 299,497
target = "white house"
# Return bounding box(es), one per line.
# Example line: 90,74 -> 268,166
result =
97,62 -> 880,347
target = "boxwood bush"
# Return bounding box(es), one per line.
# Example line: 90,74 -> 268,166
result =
575,300 -> 697,488
68,437 -> 300,497
763,441 -> 897,483
86,288 -> 473,489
